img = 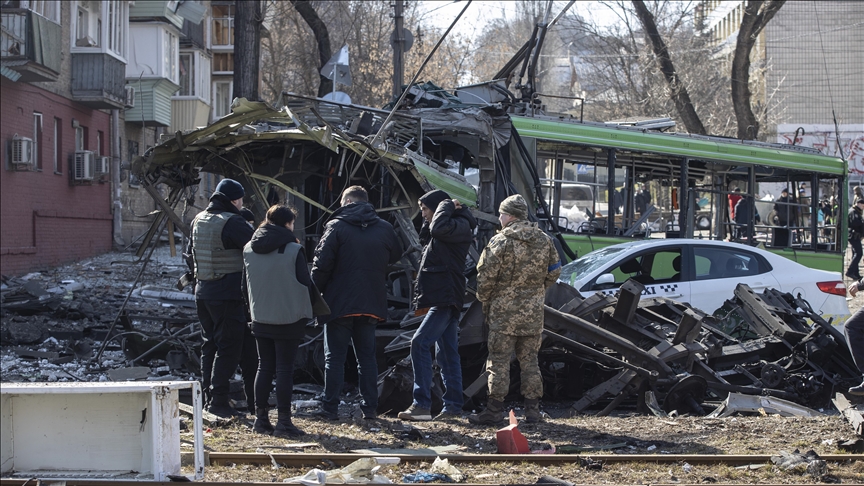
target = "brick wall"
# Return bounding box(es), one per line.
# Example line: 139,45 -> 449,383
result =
1,77 -> 112,276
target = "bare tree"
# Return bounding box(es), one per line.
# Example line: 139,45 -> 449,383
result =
732,0 -> 785,140
259,1 -> 474,107
290,0 -> 334,98
234,0 -> 263,100
631,0 -> 706,134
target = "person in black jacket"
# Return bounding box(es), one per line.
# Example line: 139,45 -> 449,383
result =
311,186 -> 402,420
187,179 -> 254,418
844,278 -> 864,395
398,190 -> 477,421
847,199 -> 864,280
734,196 -> 760,239
244,205 -> 315,437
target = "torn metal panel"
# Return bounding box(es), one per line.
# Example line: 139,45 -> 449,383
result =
706,391 -> 823,418
832,393 -> 864,436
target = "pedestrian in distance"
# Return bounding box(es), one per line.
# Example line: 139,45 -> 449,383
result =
186,178 -> 254,418
733,196 -> 760,239
398,190 -> 477,422
847,198 -> 864,280
843,280 -> 864,396
243,205 -> 324,437
311,186 -> 402,420
469,194 -> 562,425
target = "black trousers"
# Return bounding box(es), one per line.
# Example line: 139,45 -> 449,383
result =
240,325 -> 258,410
197,299 -> 247,399
255,337 -> 301,415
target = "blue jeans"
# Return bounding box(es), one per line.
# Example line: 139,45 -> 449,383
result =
846,307 -> 864,375
410,305 -> 463,411
323,316 -> 379,415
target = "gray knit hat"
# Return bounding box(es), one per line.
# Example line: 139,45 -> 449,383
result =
499,194 -> 528,220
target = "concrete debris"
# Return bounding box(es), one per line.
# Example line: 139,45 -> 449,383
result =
770,450 -> 827,476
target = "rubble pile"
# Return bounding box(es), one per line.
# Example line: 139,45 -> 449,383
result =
1,246 -> 860,421
1,247 -> 199,383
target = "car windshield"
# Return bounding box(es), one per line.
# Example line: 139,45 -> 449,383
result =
559,246 -> 629,284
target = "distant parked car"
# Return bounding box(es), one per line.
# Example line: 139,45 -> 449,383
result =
557,239 -> 849,324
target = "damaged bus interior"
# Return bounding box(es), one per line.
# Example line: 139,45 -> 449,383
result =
131,24 -> 856,416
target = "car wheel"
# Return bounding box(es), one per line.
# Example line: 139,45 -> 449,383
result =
695,215 -> 711,230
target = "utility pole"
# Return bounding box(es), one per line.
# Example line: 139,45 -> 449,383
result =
391,0 -> 404,97
234,0 -> 262,101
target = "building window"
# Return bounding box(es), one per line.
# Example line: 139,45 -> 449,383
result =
211,4 -> 234,47
164,30 -> 177,83
75,125 -> 84,151
178,52 -> 194,96
33,113 -> 42,170
53,117 -> 61,174
213,52 -> 233,73
213,80 -> 232,119
73,0 -> 128,59
96,130 -> 103,157
27,0 -> 61,23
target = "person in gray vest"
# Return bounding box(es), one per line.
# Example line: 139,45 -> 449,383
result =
188,178 -> 254,418
311,186 -> 402,420
244,205 -> 317,437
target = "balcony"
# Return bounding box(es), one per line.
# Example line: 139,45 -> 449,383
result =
126,78 -> 181,127
71,53 -> 127,109
0,8 -> 61,83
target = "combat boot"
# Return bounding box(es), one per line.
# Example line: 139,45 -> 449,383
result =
468,399 -> 504,425
207,395 -> 243,419
253,407 -> 274,435
273,411 -> 306,438
524,399 -> 542,423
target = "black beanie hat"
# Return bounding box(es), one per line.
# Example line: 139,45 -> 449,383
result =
419,189 -> 450,211
213,178 -> 245,201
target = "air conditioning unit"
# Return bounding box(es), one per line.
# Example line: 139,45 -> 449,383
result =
96,156 -> 110,175
74,150 -> 95,181
11,136 -> 33,169
125,86 -> 135,108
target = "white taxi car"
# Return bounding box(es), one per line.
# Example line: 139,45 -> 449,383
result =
557,239 -> 849,323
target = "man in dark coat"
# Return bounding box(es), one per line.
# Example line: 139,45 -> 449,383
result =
398,190 -> 477,421
187,178 -> 254,418
311,186 -> 402,420
847,199 -> 864,280
734,196 -> 760,239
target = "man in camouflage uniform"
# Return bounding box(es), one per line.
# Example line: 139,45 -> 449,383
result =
469,195 -> 561,425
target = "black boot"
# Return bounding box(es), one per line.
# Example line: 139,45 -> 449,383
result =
253,408 -> 274,435
468,398 -> 505,425
207,395 -> 243,419
273,410 -> 306,438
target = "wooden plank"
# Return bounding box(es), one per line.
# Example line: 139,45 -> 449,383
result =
178,402 -> 224,427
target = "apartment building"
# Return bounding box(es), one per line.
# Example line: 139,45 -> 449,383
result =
0,0 -> 209,275
697,1 -> 864,175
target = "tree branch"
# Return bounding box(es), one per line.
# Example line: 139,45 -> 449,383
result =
731,0 -> 785,139
290,0 -> 333,97
631,0 -> 706,134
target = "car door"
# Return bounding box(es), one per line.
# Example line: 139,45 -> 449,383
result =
689,245 -> 780,314
584,246 -> 691,302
